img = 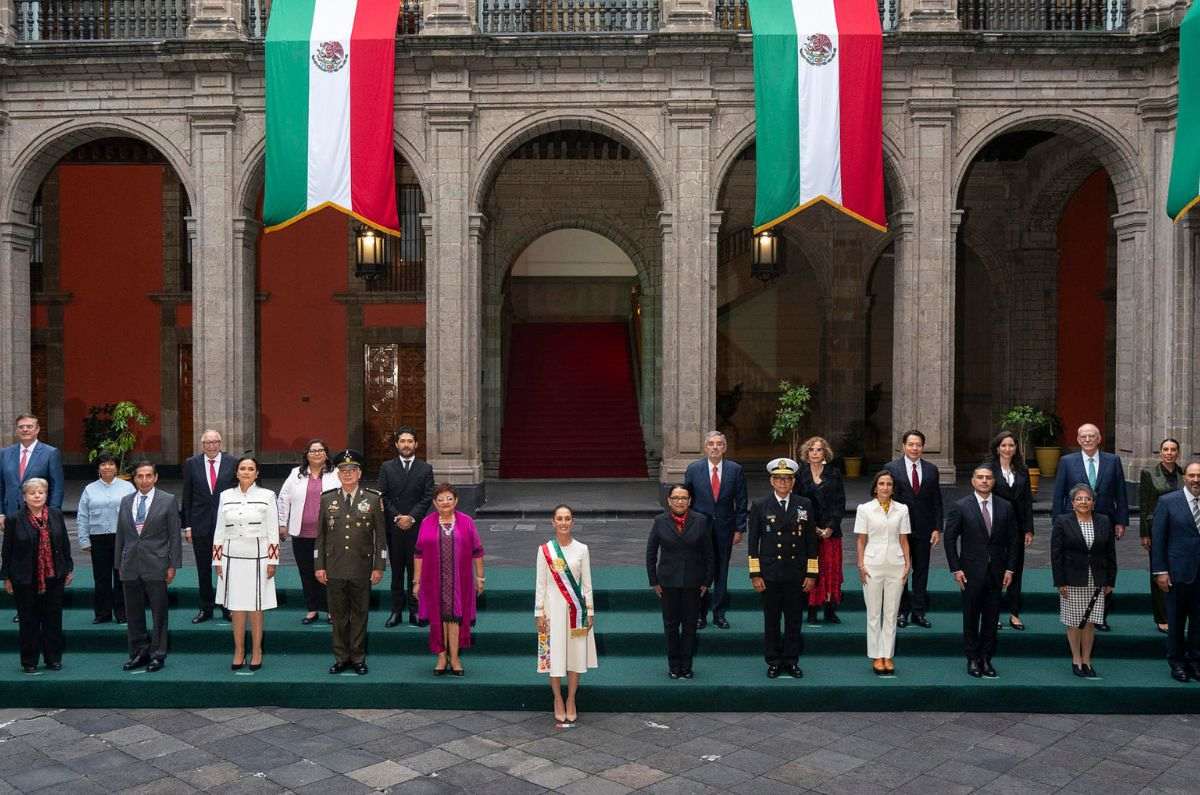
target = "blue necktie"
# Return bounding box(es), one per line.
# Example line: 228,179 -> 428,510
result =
1086,457 -> 1097,490
135,495 -> 147,524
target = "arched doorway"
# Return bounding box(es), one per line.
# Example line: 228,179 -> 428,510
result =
479,128 -> 664,478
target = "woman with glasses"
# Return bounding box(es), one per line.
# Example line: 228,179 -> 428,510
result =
1051,483 -> 1117,678
646,485 -> 713,679
277,439 -> 340,624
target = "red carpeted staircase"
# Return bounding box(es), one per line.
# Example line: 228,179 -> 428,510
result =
500,322 -> 647,478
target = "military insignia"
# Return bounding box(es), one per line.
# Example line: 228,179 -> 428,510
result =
312,40 -> 347,73
800,33 -> 836,66
798,510 -> 808,521
329,501 -> 339,509
358,500 -> 371,513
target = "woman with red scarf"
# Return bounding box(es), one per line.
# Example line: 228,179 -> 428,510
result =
1,477 -> 73,673
646,484 -> 713,679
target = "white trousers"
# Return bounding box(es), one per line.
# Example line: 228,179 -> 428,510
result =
863,561 -> 905,659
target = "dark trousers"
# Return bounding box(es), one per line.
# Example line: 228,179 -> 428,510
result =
1152,572 -> 1168,625
328,578 -> 370,663
124,577 -> 169,660
291,537 -> 327,613
1000,541 -> 1025,617
962,570 -> 1003,661
761,579 -> 804,666
13,579 -> 64,667
89,534 -> 124,620
900,532 -> 932,616
1166,579 -> 1200,664
660,586 -> 701,673
700,533 -> 734,620
387,527 -> 417,613
191,531 -> 216,610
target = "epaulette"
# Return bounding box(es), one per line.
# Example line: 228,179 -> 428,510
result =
322,487 -> 340,495
363,488 -> 382,495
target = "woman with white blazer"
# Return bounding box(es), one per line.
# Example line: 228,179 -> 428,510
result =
855,470 -> 912,676
276,439 -> 341,624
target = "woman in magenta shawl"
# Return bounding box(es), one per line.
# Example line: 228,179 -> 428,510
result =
413,483 -> 485,676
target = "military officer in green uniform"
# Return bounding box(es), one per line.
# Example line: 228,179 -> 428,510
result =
317,450 -> 387,675
747,457 -> 820,679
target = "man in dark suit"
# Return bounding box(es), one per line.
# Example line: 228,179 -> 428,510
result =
747,458 -> 820,679
115,461 -> 182,672
180,429 -> 237,623
944,465 -> 1019,678
885,430 -> 943,628
1152,460 -> 1200,682
377,426 -> 434,627
1052,422 -> 1129,630
684,431 -> 747,629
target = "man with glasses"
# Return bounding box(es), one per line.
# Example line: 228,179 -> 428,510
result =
181,429 -> 237,623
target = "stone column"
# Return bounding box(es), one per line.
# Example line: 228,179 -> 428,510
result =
423,0 -> 474,34
659,101 -> 716,482
189,107 -> 256,453
1111,209 -> 1150,469
186,0 -> 243,38
660,0 -> 716,32
893,95 -> 959,483
1126,0 -> 1190,34
0,221 -> 34,426
424,103 -> 484,505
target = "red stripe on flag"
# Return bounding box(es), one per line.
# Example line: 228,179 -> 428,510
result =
832,0 -> 886,229
349,0 -> 401,234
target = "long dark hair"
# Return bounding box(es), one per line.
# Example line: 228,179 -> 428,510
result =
297,438 -> 333,477
987,430 -> 1027,473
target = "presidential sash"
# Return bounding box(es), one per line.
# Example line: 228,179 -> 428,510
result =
541,540 -> 591,637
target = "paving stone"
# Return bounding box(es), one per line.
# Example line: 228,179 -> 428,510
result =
5,764 -> 81,791
812,773 -> 893,795
148,748 -> 221,774
388,777 -> 463,794
308,747 -> 387,773
432,760 -> 510,787
520,761 -> 589,788
516,736 -> 589,761
98,724 -> 166,746
631,748 -> 705,774
763,760 -> 835,788
222,712 -> 288,735
397,748 -> 467,775
82,760 -> 168,791
716,747 -> 787,774
124,735 -> 195,760
471,775 -> 549,795
928,759 -> 1004,786
679,761 -> 757,787
172,761 -> 243,790
4,717 -> 63,737
438,734 -> 506,760
291,774 -> 373,794
978,773 -> 1060,793
264,759 -> 336,788
639,775 -> 722,794
63,750 -> 141,775
40,736 -> 111,763
191,708 -> 261,724
118,777 -> 200,794
557,776 -> 634,795
794,748 -> 867,775
600,761 -> 672,788
347,760 -> 421,788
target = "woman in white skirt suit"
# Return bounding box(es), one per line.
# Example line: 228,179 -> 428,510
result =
534,505 -> 597,724
214,456 -> 279,671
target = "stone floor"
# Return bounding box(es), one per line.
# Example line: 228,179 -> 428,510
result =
1,706 -> 1198,793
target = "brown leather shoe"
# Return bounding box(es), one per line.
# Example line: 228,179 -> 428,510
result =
872,658 -> 887,675
884,658 -> 895,673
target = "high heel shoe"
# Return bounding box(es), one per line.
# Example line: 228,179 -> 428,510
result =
301,613 -> 319,625
450,664 -> 465,677
249,657 -> 263,672
231,658 -> 245,671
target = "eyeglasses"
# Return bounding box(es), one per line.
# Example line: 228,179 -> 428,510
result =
667,496 -> 690,501
308,449 -> 327,455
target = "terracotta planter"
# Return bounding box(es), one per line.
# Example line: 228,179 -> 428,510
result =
1035,447 -> 1061,480
1028,467 -> 1041,496
843,456 -> 863,479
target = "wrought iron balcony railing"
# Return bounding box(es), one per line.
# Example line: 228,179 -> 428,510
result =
716,0 -> 900,31
16,0 -> 188,40
959,0 -> 1127,30
477,0 -> 659,33
243,0 -> 424,39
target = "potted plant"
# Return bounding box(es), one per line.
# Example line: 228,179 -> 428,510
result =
84,400 -> 151,473
1032,411 -> 1064,480
997,404 -> 1054,495
769,380 -> 812,462
840,420 -> 865,479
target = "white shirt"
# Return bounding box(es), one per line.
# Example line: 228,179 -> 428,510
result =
1082,452 -> 1100,478
19,440 -> 38,458
1000,467 -> 1014,487
774,494 -> 789,512
905,457 -> 923,487
854,499 -> 911,567
710,460 -> 722,484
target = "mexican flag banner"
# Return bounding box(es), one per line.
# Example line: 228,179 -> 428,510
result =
264,0 -> 402,235
1167,0 -> 1200,221
748,0 -> 886,233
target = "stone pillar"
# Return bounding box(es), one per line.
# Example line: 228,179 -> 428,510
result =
423,0 -> 475,34
186,0 -> 243,38
893,95 -> 959,483
0,221 -> 34,426
1111,209 -> 1150,469
424,103 -> 484,505
660,0 -> 716,32
899,0 -> 958,31
659,101 -> 716,482
1126,0 -> 1190,34
0,0 -> 20,44
189,107 -> 256,454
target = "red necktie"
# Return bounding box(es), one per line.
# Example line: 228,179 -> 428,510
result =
18,447 -> 28,480
911,462 -> 920,495
710,465 -> 720,500
208,458 -> 218,492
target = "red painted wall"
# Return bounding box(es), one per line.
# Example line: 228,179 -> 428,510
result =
58,165 -> 164,453
362,303 -> 425,327
257,207 -> 349,453
1056,169 -> 1109,442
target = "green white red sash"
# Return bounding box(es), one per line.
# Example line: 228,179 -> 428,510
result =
542,540 -> 590,636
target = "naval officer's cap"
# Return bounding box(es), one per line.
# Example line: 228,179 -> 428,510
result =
767,457 -> 799,477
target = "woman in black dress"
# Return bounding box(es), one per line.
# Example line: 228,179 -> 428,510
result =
646,485 -> 714,679
986,431 -> 1035,630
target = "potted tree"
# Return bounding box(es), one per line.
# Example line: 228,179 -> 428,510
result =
840,420 -> 865,479
84,401 -> 152,474
1032,411 -> 1064,480
769,380 -> 812,462
997,404 -> 1054,495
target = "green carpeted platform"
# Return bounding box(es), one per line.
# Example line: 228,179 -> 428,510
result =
0,566 -> 1191,713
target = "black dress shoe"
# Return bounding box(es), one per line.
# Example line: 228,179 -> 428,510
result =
824,607 -> 841,624
249,659 -> 263,672
1096,622 -> 1111,632
385,612 -> 402,628
356,662 -> 369,675
668,670 -> 680,679
696,617 -> 707,630
191,610 -> 213,625
115,613 -> 127,624
807,607 -> 821,626
714,616 -> 730,630
450,666 -> 463,677
21,665 -> 37,674
123,654 -> 149,671
896,614 -> 909,628
46,661 -> 62,671
408,612 -> 419,626
326,615 -> 334,624
967,659 -> 982,678
92,615 -> 112,625
785,664 -> 803,678
329,661 -> 350,674
1073,663 -> 1088,678
221,608 -> 232,622
1083,664 -> 1098,679
1008,617 -> 1026,631
767,664 -> 781,679
301,613 -> 318,625
1171,663 -> 1190,683
231,660 -> 245,671
912,615 -> 932,629
981,660 -> 997,678
1187,662 -> 1200,681
681,669 -> 694,679
12,615 -> 18,623
146,658 -> 165,673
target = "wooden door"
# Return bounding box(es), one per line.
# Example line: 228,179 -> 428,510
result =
178,344 -> 192,463
364,343 -> 426,470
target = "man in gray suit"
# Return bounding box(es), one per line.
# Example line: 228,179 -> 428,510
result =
115,461 -> 181,672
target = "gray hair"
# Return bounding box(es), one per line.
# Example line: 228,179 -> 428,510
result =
21,477 -> 48,495
1068,483 -> 1095,503
704,431 -> 726,444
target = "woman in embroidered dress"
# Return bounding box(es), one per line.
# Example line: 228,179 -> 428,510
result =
413,483 -> 485,676
534,504 -> 598,723
213,456 -> 279,671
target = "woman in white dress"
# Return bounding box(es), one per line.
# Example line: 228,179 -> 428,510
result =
534,505 -> 597,724
214,456 -> 279,671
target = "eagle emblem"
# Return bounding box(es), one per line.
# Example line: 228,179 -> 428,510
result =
312,40 -> 347,73
800,33 -> 836,66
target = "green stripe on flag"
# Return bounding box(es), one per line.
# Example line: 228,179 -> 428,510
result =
265,0 -> 318,228
1168,1 -> 1200,221
749,0 -> 801,231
